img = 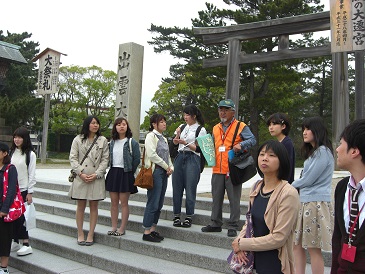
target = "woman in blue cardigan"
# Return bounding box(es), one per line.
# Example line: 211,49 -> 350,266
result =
106,118 -> 140,236
292,117 -> 334,274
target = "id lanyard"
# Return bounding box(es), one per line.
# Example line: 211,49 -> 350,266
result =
220,121 -> 234,144
219,121 -> 234,178
347,190 -> 365,246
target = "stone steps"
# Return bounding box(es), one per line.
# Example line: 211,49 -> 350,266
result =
9,179 -> 332,273
33,187 -> 247,229
10,247 -> 112,274
10,180 -> 240,273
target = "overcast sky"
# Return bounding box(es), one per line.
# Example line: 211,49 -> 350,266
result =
1,1 -> 329,121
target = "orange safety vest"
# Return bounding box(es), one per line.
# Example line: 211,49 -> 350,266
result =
212,119 -> 246,174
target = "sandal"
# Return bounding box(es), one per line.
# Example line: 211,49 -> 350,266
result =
173,217 -> 181,227
107,230 -> 117,235
182,217 -> 192,228
113,231 -> 125,236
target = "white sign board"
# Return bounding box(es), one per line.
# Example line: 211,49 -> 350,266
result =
330,0 -> 365,53
37,50 -> 61,95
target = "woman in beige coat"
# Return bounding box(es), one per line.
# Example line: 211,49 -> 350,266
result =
231,140 -> 299,274
69,115 -> 109,246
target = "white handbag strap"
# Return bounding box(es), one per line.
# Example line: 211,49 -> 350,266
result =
129,138 -> 132,155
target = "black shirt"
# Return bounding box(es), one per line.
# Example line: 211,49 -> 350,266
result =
251,185 -> 283,274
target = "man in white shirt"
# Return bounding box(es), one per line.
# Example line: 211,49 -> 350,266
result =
331,119 -> 365,273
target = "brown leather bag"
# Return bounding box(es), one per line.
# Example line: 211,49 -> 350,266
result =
134,147 -> 153,189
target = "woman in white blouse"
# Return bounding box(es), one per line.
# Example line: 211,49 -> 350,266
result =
172,104 -> 207,228
10,127 -> 36,256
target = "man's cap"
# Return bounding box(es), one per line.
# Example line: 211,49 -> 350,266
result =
0,142 -> 9,153
218,99 -> 235,110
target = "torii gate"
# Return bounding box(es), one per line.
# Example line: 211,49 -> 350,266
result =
193,11 -> 364,146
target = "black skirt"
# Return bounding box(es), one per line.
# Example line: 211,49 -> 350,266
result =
105,167 -> 138,194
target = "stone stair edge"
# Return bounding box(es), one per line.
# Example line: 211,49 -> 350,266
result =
32,196 -> 247,231
30,179 -> 332,270
29,221 -> 230,273
9,248 -> 114,274
32,199 -> 332,268
34,208 -> 235,249
33,182 -> 250,207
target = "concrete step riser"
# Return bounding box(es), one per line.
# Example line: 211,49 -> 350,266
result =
34,219 -> 230,273
34,189 -> 247,228
31,181 -> 332,270
35,181 -> 249,213
9,257 -> 56,274
35,205 -> 234,250
10,243 -> 155,274
35,204 -> 333,269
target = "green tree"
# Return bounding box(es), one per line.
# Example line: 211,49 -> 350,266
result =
147,0 -> 326,148
141,73 -> 224,136
51,65 -> 116,136
0,31 -> 42,131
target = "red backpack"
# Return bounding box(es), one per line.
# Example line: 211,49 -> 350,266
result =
2,164 -> 26,222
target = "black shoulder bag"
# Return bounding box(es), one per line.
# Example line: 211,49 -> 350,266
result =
228,122 -> 257,185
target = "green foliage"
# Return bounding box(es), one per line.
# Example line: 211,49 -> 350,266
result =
51,65 -> 116,136
143,73 -> 224,137
0,31 -> 42,131
145,0 -> 343,152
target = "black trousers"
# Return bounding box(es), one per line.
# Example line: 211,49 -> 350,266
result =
13,190 -> 29,242
0,218 -> 13,257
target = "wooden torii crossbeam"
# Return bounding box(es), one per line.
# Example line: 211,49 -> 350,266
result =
193,11 -> 352,146
193,11 -> 331,106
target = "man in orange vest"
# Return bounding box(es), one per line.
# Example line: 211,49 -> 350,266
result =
201,99 -> 256,237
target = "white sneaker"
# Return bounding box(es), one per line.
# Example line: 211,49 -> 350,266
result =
10,241 -> 20,252
0,268 -> 9,273
17,245 -> 33,256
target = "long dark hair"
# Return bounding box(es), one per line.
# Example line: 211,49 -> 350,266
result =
0,142 -> 11,165
257,140 -> 290,180
301,117 -> 333,159
183,104 -> 205,126
111,117 -> 132,140
149,114 -> 166,131
80,115 -> 101,140
11,127 -> 34,155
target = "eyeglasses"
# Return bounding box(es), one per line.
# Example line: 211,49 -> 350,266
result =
218,108 -> 233,113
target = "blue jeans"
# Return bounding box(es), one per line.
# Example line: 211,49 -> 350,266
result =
142,167 -> 168,229
172,152 -> 201,216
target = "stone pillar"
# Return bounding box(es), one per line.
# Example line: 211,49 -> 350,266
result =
332,52 -> 349,169
226,39 -> 240,119
116,43 -> 144,141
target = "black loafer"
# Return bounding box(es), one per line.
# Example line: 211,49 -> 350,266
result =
227,229 -> 237,237
143,233 -> 161,242
201,225 -> 222,232
151,231 -> 164,241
